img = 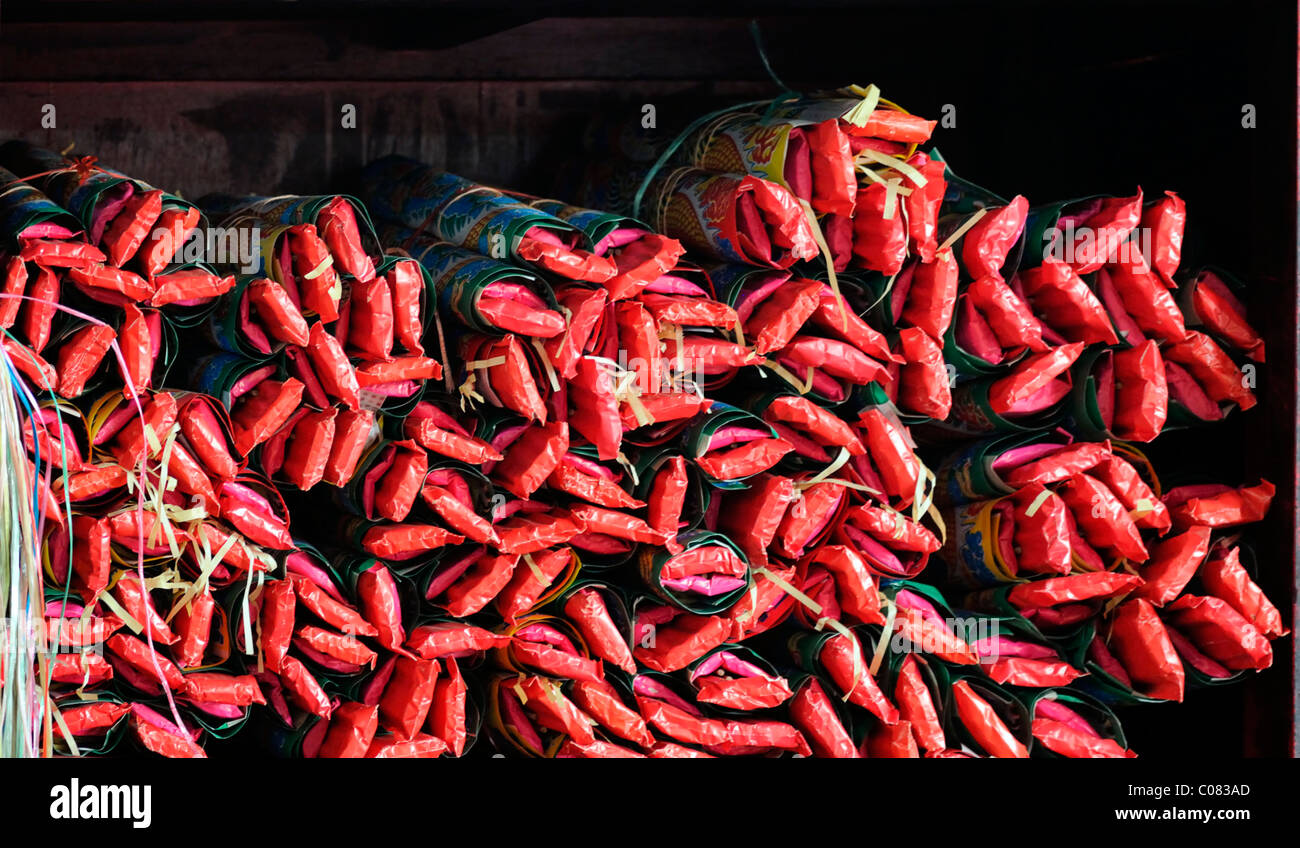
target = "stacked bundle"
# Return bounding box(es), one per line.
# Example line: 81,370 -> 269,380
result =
0,77 -> 1285,758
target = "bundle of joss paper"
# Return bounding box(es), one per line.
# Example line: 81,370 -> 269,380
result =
0,79 -> 1284,758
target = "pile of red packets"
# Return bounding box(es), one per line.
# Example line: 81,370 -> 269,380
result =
0,79 -> 1285,759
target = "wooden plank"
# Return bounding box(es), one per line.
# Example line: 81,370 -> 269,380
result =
0,80 -> 770,198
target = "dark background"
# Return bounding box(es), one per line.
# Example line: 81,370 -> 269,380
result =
0,0 -> 1295,756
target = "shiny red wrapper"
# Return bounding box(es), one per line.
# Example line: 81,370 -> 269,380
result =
544,284 -> 606,379
323,408 -> 373,486
1105,598 -> 1185,701
1112,340 -> 1168,441
305,321 -> 361,408
867,719 -> 920,758
696,436 -> 792,482
494,420 -> 569,499
106,633 -> 186,691
366,732 -> 448,758
1141,190 -> 1185,286
4,336 -> 57,390
1163,480 -> 1274,528
951,679 -> 1028,758
441,552 -> 517,617
774,480 -> 845,560
290,574 -> 377,638
547,458 -> 642,510
150,268 -> 234,307
317,196 -> 376,283
857,408 -> 920,505
568,356 -> 622,460
564,588 -> 636,673
232,378 -> 304,456
69,264 -> 155,304
407,621 -> 511,659
902,250 -> 960,340
1008,483 -> 1072,576
1165,595 -> 1272,671
718,473 -> 794,567
513,674 -> 597,744
898,327 -> 952,419
139,205 -> 200,277
1188,270 -> 1264,361
379,657 -> 440,739
494,547 -> 570,621
635,685 -> 728,747
57,701 -> 130,739
248,278 -> 311,347
1057,473 -> 1149,562
0,255 -> 26,328
358,561 -> 405,650
280,407 -> 335,491
571,678 -> 655,747
49,651 -> 114,686
119,303 -> 155,396
961,195 -> 1027,280
1067,190 -> 1143,275
22,265 -> 58,353
745,276 -> 823,355
427,656 -> 468,756
113,573 -> 177,645
789,677 -> 860,758
1104,252 -> 1186,342
1162,330 -> 1256,411
463,333 -> 548,422
319,701 -> 380,758
633,610 -> 730,673
1200,544 -> 1288,639
103,188 -> 164,267
172,587 -> 215,669
852,181 -> 909,275
987,342 -> 1082,417
1032,716 -> 1135,758
279,655 -> 334,718
422,484 -> 499,545
967,274 -> 1047,352
258,579 -> 297,672
363,523 -> 462,560
1134,526 -> 1211,606
346,276 -> 395,359
713,718 -> 810,757
130,709 -> 206,758
288,224 -> 341,321
903,152 -> 947,262
896,654 -> 945,752
1006,570 -> 1143,609
55,323 -> 116,398
406,417 -> 501,466
1020,257 -> 1119,346
820,633 -> 898,723
183,672 -> 267,706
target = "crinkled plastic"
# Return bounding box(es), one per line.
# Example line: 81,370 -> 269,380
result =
1105,598 -> 1185,701
1141,191 -> 1185,287
1163,480 -> 1274,529
789,677 -> 859,758
1165,595 -> 1272,671
1200,544 -> 1288,639
319,701 -> 380,758
961,195 -> 1027,280
1056,473 -> 1149,562
818,633 -> 898,723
